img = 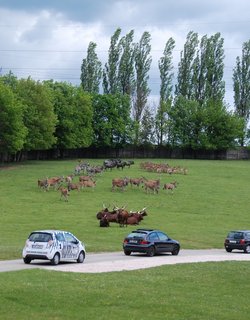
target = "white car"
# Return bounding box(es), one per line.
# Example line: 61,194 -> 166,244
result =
22,230 -> 86,265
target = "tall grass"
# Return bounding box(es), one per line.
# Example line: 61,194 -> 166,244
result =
1,159 -> 249,259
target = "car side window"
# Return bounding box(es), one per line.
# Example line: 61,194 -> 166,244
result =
246,232 -> 250,239
56,233 -> 65,242
148,232 -> 159,241
64,232 -> 77,243
157,232 -> 168,241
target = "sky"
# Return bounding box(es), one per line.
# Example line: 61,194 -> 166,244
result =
0,0 -> 249,108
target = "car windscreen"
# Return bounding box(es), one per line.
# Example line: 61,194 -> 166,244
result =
29,232 -> 53,242
228,232 -> 244,239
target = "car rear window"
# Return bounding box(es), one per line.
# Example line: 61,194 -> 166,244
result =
128,232 -> 146,238
228,232 -> 244,239
29,232 -> 53,242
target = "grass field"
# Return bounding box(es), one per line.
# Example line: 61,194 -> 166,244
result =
0,262 -> 249,320
1,159 -> 250,319
1,158 -> 250,259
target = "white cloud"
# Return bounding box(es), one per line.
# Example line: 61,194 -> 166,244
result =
0,0 -> 249,107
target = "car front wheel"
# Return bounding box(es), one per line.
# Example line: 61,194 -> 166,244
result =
77,251 -> 85,263
244,245 -> 250,253
225,248 -> 232,252
23,257 -> 31,264
51,253 -> 60,265
172,245 -> 180,256
147,246 -> 155,257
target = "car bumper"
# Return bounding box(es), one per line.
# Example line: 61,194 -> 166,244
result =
123,244 -> 150,253
23,249 -> 54,260
224,244 -> 246,251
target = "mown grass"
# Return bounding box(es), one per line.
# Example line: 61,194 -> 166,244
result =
0,261 -> 249,320
1,159 -> 250,320
0,159 -> 250,259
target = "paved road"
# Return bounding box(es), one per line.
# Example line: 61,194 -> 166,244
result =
1,249 -> 250,273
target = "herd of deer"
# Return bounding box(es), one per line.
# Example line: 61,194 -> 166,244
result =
37,160 -> 182,202
37,174 -> 98,201
112,177 -> 178,195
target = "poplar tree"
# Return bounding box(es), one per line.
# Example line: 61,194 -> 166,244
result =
175,31 -> 199,99
203,32 -> 225,102
156,37 -> 175,145
80,42 -> 102,93
233,40 -> 250,146
118,29 -> 135,96
103,28 -> 122,94
133,31 -> 152,144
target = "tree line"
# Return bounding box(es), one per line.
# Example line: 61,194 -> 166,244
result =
0,29 -> 249,161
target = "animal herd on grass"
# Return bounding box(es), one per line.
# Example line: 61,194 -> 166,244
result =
37,159 -> 187,202
96,204 -> 148,227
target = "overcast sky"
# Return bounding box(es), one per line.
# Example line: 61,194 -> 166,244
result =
0,0 -> 249,107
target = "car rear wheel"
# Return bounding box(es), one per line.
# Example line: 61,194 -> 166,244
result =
23,257 -> 31,264
77,251 -> 85,263
124,250 -> 131,256
51,253 -> 60,265
244,245 -> 250,253
147,246 -> 155,257
172,245 -> 180,256
225,248 -> 232,252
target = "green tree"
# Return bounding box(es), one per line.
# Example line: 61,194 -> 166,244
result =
80,41 -> 102,93
138,105 -> 155,146
92,94 -> 131,147
45,81 -> 93,154
156,37 -> 175,145
175,31 -> 199,99
17,78 -> 57,151
203,100 -> 244,150
170,96 -> 243,150
233,40 -> 250,146
118,30 -> 135,96
203,33 -> 225,102
0,81 -> 27,160
169,96 -> 203,148
133,31 -> 152,144
103,28 -> 122,94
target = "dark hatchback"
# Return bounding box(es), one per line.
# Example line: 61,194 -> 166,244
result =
224,230 -> 250,253
123,228 -> 180,257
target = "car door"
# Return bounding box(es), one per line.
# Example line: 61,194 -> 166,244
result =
63,232 -> 80,259
55,232 -> 67,259
148,232 -> 161,252
157,232 -> 174,252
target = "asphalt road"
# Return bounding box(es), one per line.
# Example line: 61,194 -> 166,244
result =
1,249 -> 250,273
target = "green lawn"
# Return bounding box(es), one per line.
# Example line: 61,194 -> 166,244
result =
1,159 -> 250,319
0,261 -> 249,320
1,159 -> 250,259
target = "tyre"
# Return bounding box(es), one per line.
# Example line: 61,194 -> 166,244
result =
124,250 -> 131,256
244,245 -> 250,253
51,253 -> 60,265
147,246 -> 155,257
225,248 -> 232,252
77,251 -> 85,263
23,257 -> 31,264
172,245 -> 180,256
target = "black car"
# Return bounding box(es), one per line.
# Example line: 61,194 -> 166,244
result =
224,230 -> 250,253
123,228 -> 180,257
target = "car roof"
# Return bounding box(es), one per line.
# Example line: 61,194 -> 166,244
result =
133,228 -> 161,233
30,230 -> 71,234
229,230 -> 250,233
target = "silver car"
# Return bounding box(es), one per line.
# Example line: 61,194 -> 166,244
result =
22,230 -> 86,265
